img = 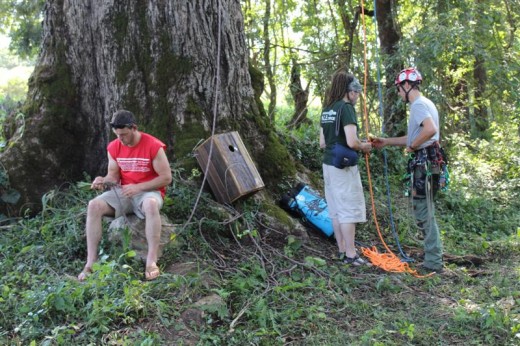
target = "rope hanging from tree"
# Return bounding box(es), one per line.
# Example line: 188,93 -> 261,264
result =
358,0 -> 431,277
368,0 -> 413,263
181,0 -> 223,233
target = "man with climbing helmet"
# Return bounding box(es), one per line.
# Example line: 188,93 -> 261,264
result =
372,67 -> 446,273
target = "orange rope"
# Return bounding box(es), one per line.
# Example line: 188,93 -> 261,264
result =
358,0 -> 430,278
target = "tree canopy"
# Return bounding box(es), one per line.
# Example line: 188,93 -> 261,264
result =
2,0 -> 519,137
0,0 -> 44,59
243,0 -> 520,138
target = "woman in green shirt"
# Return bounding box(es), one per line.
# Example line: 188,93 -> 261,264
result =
319,70 -> 372,266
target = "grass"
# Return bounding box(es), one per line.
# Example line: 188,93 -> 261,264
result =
1,108 -> 519,345
1,191 -> 518,346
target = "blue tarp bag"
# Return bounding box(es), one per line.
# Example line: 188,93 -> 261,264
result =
280,183 -> 334,237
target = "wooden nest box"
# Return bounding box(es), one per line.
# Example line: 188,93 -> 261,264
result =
195,131 -> 265,204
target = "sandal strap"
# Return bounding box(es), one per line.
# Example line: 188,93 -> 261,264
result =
343,255 -> 362,265
344,255 -> 371,266
354,257 -> 367,264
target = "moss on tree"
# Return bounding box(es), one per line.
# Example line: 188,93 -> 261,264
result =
22,43 -> 85,180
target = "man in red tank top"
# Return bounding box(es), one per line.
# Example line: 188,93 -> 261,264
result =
78,110 -> 172,281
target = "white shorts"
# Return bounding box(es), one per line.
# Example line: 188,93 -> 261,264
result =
323,164 -> 366,224
95,188 -> 163,219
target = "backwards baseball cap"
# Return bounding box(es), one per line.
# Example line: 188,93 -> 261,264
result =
110,110 -> 136,129
348,78 -> 362,93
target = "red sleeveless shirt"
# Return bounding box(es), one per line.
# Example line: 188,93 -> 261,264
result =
107,132 -> 167,197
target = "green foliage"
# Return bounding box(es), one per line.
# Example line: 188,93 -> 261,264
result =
393,0 -> 520,139
241,0 -> 520,151
274,103 -> 323,172
0,178 -> 208,344
0,143 -> 519,344
0,0 -> 45,59
0,52 -> 32,150
440,126 -> 520,243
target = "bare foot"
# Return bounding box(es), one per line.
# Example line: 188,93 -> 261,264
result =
78,266 -> 92,281
145,264 -> 160,281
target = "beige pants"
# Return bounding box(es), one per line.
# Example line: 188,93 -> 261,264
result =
323,164 -> 366,224
95,188 -> 163,219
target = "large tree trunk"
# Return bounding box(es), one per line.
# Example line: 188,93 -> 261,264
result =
0,0 -> 295,215
375,0 -> 405,136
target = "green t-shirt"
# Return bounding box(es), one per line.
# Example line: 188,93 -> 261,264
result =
320,100 -> 358,165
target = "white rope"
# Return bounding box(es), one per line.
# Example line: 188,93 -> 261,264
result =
181,0 -> 223,233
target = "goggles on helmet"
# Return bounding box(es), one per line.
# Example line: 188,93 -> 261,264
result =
395,67 -> 423,85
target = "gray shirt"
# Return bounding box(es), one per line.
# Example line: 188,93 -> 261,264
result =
407,95 -> 440,149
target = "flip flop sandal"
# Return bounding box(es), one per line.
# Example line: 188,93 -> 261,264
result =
343,255 -> 372,267
145,265 -> 160,281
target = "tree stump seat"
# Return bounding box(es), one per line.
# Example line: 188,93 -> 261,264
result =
105,214 -> 176,260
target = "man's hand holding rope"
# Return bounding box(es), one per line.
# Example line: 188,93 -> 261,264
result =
90,176 -> 120,191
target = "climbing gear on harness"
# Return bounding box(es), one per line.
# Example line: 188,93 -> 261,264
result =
406,142 -> 449,195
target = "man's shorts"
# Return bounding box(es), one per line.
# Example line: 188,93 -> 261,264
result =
95,188 -> 163,219
323,164 -> 366,224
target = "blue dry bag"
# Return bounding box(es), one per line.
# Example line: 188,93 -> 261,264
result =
280,183 -> 334,237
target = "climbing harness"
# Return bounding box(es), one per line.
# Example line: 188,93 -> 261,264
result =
406,142 -> 449,196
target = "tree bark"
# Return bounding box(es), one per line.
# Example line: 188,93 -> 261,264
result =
287,59 -> 310,129
375,0 -> 405,136
471,0 -> 489,138
262,0 -> 277,123
0,0 -> 295,215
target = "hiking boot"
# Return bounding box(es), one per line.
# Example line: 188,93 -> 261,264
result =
418,264 -> 444,275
